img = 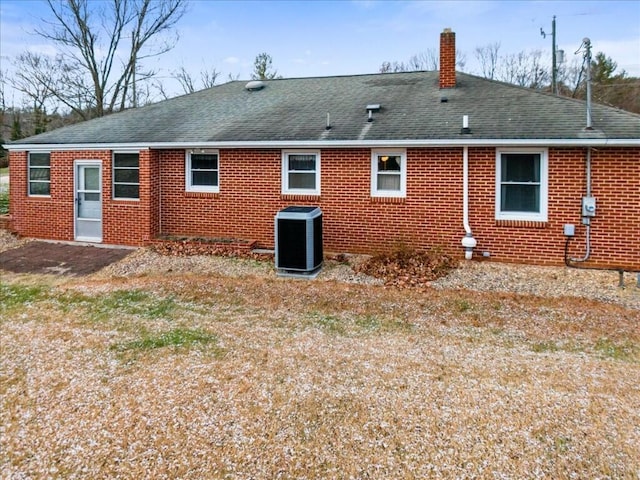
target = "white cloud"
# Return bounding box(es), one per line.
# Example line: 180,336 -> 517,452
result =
224,56 -> 240,64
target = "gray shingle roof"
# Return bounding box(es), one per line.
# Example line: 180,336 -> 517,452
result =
10,71 -> 640,146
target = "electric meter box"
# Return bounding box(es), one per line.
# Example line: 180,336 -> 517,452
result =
582,197 -> 596,217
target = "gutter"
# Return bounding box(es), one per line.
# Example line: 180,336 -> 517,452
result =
4,138 -> 640,152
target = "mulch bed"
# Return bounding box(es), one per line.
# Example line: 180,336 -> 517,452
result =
0,242 -> 131,276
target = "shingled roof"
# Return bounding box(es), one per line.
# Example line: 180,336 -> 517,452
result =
8,71 -> 640,148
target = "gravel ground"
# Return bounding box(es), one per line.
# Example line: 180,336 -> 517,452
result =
1,230 -> 638,310
2,229 -> 639,479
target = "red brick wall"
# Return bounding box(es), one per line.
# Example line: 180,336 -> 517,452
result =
9,149 -> 154,246
159,149 -> 283,241
158,148 -> 463,254
589,148 -> 640,267
101,148 -> 159,245
9,150 -> 110,240
466,147 -> 639,268
439,29 -> 456,89
9,146 -> 640,269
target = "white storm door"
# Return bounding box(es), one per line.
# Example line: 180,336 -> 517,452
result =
75,161 -> 102,242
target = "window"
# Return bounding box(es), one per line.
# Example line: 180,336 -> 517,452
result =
282,151 -> 320,195
371,150 -> 406,197
186,150 -> 219,192
496,149 -> 548,221
28,152 -> 51,196
113,152 -> 140,199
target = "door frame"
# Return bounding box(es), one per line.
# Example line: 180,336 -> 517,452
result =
74,159 -> 103,243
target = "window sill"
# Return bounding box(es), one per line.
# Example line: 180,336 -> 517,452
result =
370,196 -> 406,204
185,191 -> 220,198
495,219 -> 548,229
281,194 -> 321,202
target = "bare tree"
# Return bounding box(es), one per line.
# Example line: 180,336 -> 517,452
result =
379,61 -> 409,73
474,42 -> 501,80
555,56 -> 583,97
408,49 -> 439,71
20,0 -> 188,120
173,65 -> 220,94
9,52 -> 60,134
0,69 -> 6,113
380,49 -> 466,73
200,68 -> 220,90
498,50 -> 549,89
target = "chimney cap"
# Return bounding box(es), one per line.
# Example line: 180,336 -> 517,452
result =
443,27 -> 453,33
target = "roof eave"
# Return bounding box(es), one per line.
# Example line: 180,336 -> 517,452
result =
4,138 -> 640,152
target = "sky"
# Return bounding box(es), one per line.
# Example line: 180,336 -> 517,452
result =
1,0 -> 639,102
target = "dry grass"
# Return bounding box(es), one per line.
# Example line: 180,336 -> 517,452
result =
1,269 -> 640,479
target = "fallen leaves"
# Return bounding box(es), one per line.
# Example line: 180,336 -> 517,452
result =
354,247 -> 458,288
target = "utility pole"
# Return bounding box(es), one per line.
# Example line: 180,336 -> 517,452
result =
584,38 -> 592,129
551,16 -> 557,94
541,15 -> 562,95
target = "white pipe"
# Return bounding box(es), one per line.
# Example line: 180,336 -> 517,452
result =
461,146 -> 477,259
463,146 -> 471,234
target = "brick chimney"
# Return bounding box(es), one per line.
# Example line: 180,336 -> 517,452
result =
439,28 -> 456,89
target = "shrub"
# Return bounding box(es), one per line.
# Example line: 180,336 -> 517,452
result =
0,191 -> 8,215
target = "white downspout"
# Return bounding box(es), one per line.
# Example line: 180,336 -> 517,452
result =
461,146 -> 477,259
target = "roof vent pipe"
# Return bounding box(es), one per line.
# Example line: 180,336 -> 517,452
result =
461,115 -> 471,134
366,104 -> 380,123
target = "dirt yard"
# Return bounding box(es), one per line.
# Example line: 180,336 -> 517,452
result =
1,243 -> 639,478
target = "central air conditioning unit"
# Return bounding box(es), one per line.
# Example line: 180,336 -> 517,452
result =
275,206 -> 323,277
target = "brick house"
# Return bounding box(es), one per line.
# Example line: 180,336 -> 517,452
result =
4,29 -> 640,269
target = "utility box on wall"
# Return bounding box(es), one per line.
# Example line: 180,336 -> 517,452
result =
275,206 -> 323,277
582,197 -> 597,217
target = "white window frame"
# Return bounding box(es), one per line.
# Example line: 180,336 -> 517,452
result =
281,150 -> 321,195
28,152 -> 51,197
495,148 -> 548,222
186,149 -> 220,193
371,149 -> 407,198
112,151 -> 140,200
